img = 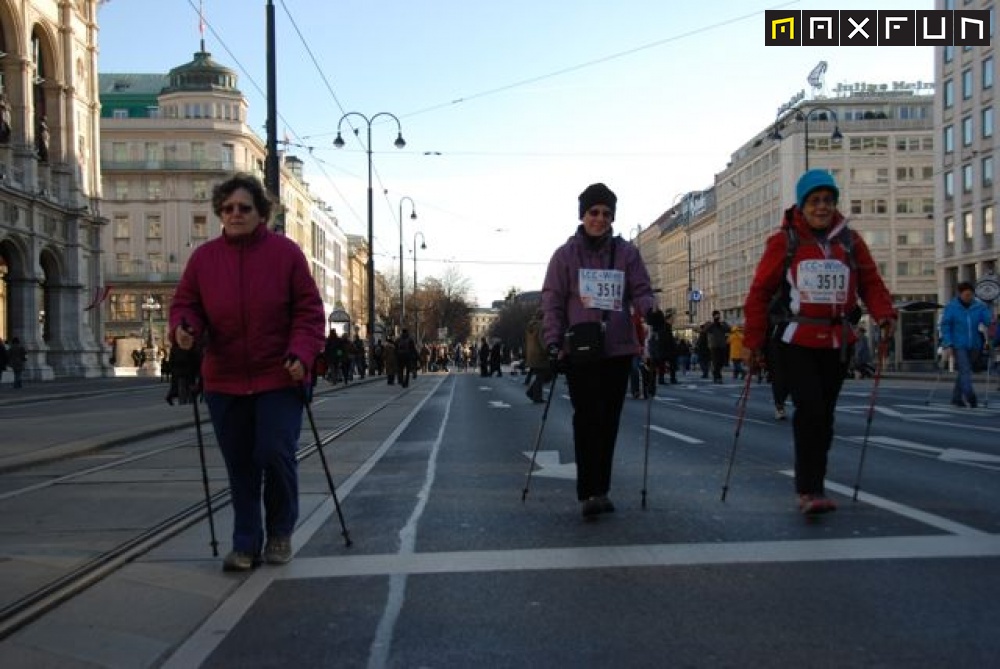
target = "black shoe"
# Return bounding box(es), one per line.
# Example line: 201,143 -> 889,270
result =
969,397 -> 979,409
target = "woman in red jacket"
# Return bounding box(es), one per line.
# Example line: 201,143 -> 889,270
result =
170,174 -> 325,570
742,170 -> 896,516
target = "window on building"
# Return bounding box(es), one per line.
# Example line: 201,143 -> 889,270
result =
115,180 -> 128,200
191,214 -> 208,241
148,253 -> 164,273
962,116 -> 974,146
922,166 -> 934,180
963,164 -> 974,192
144,142 -> 161,165
984,156 -> 994,186
113,214 -> 129,239
922,198 -> 935,214
985,204 -> 995,236
191,142 -> 206,163
112,109 -> 128,119
193,179 -> 208,200
985,56 -> 995,89
850,200 -> 863,215
963,68 -> 974,99
945,170 -> 954,198
944,45 -> 954,63
222,144 -> 234,170
983,107 -> 994,138
147,179 -> 162,200
874,199 -> 887,214
944,79 -> 954,108
112,142 -> 128,162
944,125 -> 955,153
946,216 -> 955,243
964,211 -> 974,239
146,213 -> 162,239
115,253 -> 131,276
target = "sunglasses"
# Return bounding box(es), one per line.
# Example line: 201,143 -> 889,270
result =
220,203 -> 254,215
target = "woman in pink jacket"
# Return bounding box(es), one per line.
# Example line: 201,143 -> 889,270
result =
170,173 -> 325,571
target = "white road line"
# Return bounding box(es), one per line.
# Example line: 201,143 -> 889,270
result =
650,425 -> 704,444
779,471 -> 990,537
279,533 -> 1000,581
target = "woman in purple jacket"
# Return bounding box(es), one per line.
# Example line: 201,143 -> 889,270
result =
170,174 -> 325,571
542,183 -> 661,518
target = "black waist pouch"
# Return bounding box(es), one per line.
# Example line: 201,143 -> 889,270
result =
565,322 -> 605,362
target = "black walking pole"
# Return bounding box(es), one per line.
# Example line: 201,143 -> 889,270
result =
720,363 -> 755,502
852,338 -> 888,501
297,364 -> 352,547
191,382 -> 219,557
522,370 -> 560,503
640,373 -> 654,510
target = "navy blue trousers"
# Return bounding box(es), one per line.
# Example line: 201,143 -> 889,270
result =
205,387 -> 303,554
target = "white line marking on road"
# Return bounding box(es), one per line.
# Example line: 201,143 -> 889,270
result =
488,400 -> 511,409
779,471 -> 989,537
280,534 -> 1000,581
654,396 -> 682,402
650,425 -> 704,445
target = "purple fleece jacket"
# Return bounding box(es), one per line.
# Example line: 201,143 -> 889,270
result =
541,227 -> 656,358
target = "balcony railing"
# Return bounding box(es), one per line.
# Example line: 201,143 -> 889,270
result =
101,159 -> 259,172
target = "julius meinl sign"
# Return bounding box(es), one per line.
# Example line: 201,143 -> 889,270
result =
765,10 -> 991,46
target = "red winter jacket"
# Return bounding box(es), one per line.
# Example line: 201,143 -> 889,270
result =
743,207 -> 896,352
169,224 -> 326,395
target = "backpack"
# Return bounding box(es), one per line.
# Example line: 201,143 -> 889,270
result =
767,211 -> 856,333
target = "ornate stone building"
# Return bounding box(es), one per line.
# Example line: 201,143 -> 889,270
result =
0,1 -> 106,378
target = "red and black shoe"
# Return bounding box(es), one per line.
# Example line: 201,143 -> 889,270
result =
798,494 -> 837,516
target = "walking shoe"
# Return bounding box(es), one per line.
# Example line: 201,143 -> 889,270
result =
222,550 -> 257,572
775,405 -> 787,420
264,536 -> 293,565
797,494 -> 837,516
596,495 -> 616,514
581,497 -> 603,518
969,397 -> 979,409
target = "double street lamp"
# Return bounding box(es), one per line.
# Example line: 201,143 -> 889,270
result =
141,295 -> 162,350
333,112 -> 406,353
412,231 -> 427,342
771,106 -> 843,171
398,196 -> 417,332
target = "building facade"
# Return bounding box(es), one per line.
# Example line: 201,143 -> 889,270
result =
98,45 -> 346,364
935,0 -> 998,297
0,0 -> 105,378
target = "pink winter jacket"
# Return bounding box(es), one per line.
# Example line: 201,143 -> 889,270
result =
169,224 -> 326,395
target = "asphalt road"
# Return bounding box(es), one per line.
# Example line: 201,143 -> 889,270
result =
160,370 -> 1000,668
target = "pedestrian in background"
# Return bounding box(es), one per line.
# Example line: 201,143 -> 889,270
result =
705,310 -> 730,383
542,183 -> 660,518
524,310 -> 550,403
170,173 -> 325,571
728,324 -> 745,380
743,169 -> 896,515
939,281 -> 993,408
8,336 -> 26,389
0,337 -> 8,385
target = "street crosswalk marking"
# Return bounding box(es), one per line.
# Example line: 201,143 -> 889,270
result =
649,425 -> 704,444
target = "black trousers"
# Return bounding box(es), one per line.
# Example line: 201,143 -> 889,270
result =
779,343 -> 848,495
565,356 -> 631,501
768,338 -> 790,406
710,347 -> 727,380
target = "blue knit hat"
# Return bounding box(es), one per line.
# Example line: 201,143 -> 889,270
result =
795,169 -> 839,210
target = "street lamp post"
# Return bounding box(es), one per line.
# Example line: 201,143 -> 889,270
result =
412,231 -> 426,343
139,295 -> 162,377
398,196 -> 417,333
771,106 -> 843,171
333,112 -> 406,355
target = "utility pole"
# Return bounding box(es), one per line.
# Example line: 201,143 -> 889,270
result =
264,0 -> 283,233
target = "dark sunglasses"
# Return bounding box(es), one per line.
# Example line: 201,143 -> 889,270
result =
220,203 -> 254,215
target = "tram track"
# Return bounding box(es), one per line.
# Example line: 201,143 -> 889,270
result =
0,391 -> 399,641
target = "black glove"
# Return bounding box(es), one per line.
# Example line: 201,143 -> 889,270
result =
645,308 -> 666,330
547,343 -> 561,364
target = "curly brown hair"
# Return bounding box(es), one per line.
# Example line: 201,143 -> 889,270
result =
211,173 -> 274,222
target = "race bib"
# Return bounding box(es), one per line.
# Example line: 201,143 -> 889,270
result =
579,269 -> 624,311
796,259 -> 849,304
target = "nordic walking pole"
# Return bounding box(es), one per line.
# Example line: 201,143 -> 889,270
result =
980,324 -> 992,409
522,370 -> 560,503
852,337 -> 889,502
720,363 -> 755,502
297,358 -> 352,547
925,357 -> 945,406
640,372 -> 654,510
190,381 -> 219,557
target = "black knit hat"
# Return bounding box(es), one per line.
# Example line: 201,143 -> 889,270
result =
578,183 -> 617,220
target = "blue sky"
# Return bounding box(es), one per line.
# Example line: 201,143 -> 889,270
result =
97,0 -> 935,306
